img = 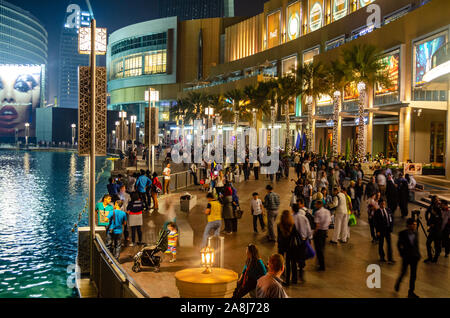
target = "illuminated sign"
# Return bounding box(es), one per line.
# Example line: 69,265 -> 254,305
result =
0,65 -> 42,137
79,27 -> 107,55
376,51 -> 400,95
65,4 -> 90,29
309,1 -> 323,32
333,0 -> 348,22
344,82 -> 359,101
414,34 -> 447,86
423,60 -> 450,83
267,11 -> 281,49
359,0 -> 374,8
287,2 -> 301,41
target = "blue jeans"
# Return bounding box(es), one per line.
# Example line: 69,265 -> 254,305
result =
202,220 -> 222,247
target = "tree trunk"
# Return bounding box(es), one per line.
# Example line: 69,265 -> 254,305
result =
357,84 -> 366,162
285,101 -> 291,153
307,98 -> 313,153
332,92 -> 341,159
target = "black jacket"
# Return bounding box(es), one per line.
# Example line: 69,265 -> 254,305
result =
374,208 -> 393,234
397,229 -> 421,261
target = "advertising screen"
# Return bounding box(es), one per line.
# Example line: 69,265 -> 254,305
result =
267,11 -> 281,49
414,34 -> 446,86
287,1 -> 301,41
376,51 -> 400,95
309,1 -> 323,32
333,0 -> 348,22
0,65 -> 42,138
344,82 -> 359,101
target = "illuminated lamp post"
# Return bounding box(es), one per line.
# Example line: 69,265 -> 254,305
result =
145,88 -> 159,173
71,124 -> 76,146
130,116 -> 137,150
25,123 -> 30,146
115,121 -> 120,150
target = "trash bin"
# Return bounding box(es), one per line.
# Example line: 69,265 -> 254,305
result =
180,194 -> 192,213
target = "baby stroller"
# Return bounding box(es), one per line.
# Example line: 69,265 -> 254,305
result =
132,228 -> 169,273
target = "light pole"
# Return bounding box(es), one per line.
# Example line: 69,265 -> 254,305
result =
71,124 -> 76,147
25,123 -> 30,146
115,121 -> 120,150
112,130 -> 116,150
119,111 -> 127,153
130,115 -> 137,150
145,88 -> 159,173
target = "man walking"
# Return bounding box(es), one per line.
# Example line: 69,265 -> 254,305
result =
135,170 -> 151,210
329,187 -> 348,244
374,198 -> 395,264
190,163 -> 199,186
201,193 -> 223,247
263,185 -> 280,243
395,218 -> 421,298
313,200 -> 331,271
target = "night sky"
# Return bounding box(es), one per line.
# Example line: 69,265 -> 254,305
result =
7,0 -> 266,100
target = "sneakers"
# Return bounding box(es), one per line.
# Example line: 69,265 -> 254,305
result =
330,240 -> 338,244
338,239 -> 348,244
408,291 -> 420,298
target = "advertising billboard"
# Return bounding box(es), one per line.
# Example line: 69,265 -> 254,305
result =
376,50 -> 400,95
287,1 -> 301,41
414,34 -> 447,86
0,65 -> 42,138
333,0 -> 348,22
267,11 -> 281,49
309,1 -> 324,32
344,82 -> 359,101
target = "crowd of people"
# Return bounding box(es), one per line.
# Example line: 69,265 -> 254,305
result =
97,147 -> 449,299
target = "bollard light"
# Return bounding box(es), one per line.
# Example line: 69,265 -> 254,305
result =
200,247 -> 215,274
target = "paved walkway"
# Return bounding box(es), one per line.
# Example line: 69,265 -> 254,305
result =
119,171 -> 450,298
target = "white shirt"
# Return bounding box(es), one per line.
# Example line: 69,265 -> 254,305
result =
377,174 -> 386,186
251,198 -> 263,216
330,192 -> 347,215
314,207 -> 332,230
293,213 -> 313,240
408,176 -> 416,190
163,167 -> 171,180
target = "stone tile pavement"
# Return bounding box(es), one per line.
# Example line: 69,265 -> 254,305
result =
119,171 -> 450,298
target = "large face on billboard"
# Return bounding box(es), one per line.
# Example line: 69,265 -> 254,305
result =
0,65 -> 41,137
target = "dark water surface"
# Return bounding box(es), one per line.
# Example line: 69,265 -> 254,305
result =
0,150 -> 111,298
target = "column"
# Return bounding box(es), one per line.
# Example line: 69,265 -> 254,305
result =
398,107 -> 411,163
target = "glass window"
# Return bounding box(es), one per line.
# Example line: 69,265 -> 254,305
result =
144,50 -> 167,75
325,36 -> 345,51
302,47 -> 320,65
112,58 -> 124,79
282,55 -> 297,76
430,122 -> 445,163
124,54 -> 142,77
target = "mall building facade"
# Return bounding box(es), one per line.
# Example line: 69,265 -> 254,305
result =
107,0 -> 450,176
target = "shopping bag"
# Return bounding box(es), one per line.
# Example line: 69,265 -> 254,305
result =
348,213 -> 357,227
305,240 -> 315,260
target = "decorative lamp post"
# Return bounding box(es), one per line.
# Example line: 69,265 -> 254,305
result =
25,123 -> 30,145
112,130 -> 116,150
119,111 -> 127,153
357,82 -> 366,162
71,124 -> 76,146
115,121 -> 120,150
130,115 -> 137,150
306,95 -> 313,152
145,88 -> 160,173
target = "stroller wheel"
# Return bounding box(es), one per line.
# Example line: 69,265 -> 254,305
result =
132,264 -> 141,273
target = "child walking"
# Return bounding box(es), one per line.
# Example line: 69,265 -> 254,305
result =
251,193 -> 265,233
165,222 -> 178,263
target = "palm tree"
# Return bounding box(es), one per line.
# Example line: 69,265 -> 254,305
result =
296,61 -> 328,153
224,89 -> 244,137
171,98 -> 190,127
186,92 -> 208,122
342,44 -> 392,162
273,74 -> 301,153
324,60 -> 348,159
243,83 -> 272,130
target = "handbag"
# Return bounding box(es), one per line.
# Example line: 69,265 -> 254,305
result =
234,207 -> 244,219
305,239 -> 315,260
348,213 -> 357,227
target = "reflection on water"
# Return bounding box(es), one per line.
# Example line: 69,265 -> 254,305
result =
0,150 -> 110,298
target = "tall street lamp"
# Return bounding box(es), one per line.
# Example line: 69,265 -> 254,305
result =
145,88 -> 159,173
25,123 -> 30,145
119,111 -> 127,153
71,124 -> 76,146
115,121 -> 120,150
130,115 -> 137,150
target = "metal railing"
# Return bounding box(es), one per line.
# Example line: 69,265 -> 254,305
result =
91,234 -> 150,298
431,42 -> 450,69
161,170 -> 198,193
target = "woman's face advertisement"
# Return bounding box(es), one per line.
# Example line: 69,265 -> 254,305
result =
0,65 -> 41,137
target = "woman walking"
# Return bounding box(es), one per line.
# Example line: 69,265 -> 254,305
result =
222,186 -> 235,235
277,210 -> 300,286
126,192 -> 144,246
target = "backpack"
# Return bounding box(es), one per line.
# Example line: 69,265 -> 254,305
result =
153,178 -> 163,193
305,211 -> 316,230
